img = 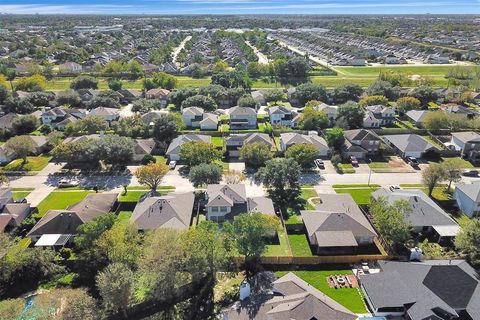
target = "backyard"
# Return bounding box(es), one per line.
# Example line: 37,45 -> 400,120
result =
287,234 -> 313,256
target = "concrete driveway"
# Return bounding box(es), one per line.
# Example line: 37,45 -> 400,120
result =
228,161 -> 246,172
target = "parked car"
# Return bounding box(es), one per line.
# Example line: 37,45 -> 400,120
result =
314,159 -> 325,169
349,156 -> 359,166
389,185 -> 401,191
406,156 -> 419,167
463,169 -> 479,177
169,161 -> 177,170
58,179 -> 79,188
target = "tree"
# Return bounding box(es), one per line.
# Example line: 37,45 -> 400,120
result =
423,112 -> 464,131
223,169 -> 246,184
179,141 -> 222,167
359,95 -> 389,107
151,72 -> 178,90
256,158 -> 302,207
74,212 -> 116,250
188,163 -> 223,187
285,143 -> 319,169
396,96 -> 421,114
213,60 -> 229,73
96,262 -> 135,317
181,94 -> 217,111
366,80 -> 399,100
113,115 -> 148,138
264,89 -> 285,103
5,135 -> 36,163
370,197 -> 412,247
237,95 -> 256,109
442,159 -> 463,190
295,83 -> 328,107
169,87 -> 198,109
223,213 -> 279,268
12,114 -> 39,134
325,127 -> 345,150
410,86 -> 438,106
0,86 -> 8,105
108,78 -> 123,91
332,84 -> 363,104
455,219 -> 480,267
211,70 -> 251,89
57,289 -> 97,320
65,115 -> 109,135
26,91 -> 56,107
337,101 -> 364,128
135,162 -> 170,191
422,164 -> 445,197
131,98 -> 162,113
298,105 -> 329,130
15,74 -> 47,92
276,57 -> 311,80
239,142 -> 273,169
4,97 -> 34,114
87,90 -> 120,109
70,75 -> 98,90
95,222 -> 141,266
152,113 -> 183,145
56,90 -> 82,108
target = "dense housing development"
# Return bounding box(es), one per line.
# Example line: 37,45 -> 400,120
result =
0,13 -> 480,320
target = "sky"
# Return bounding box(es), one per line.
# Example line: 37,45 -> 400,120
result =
0,0 -> 479,15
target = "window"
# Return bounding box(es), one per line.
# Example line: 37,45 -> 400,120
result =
220,206 -> 227,212
211,206 -> 218,212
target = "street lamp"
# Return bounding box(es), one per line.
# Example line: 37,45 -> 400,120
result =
367,158 -> 372,186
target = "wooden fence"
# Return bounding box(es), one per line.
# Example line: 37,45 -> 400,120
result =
260,254 -> 391,265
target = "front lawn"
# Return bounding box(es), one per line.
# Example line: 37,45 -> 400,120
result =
12,187 -> 34,201
337,163 -> 355,174
2,156 -> 52,172
288,234 -> 313,256
334,187 -> 379,205
35,191 -> 93,217
300,188 -> 318,210
430,157 -> 475,168
275,270 -> 368,313
332,184 -> 381,189
118,189 -> 173,202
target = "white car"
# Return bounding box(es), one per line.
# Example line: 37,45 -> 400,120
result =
58,179 -> 79,188
169,161 -> 177,170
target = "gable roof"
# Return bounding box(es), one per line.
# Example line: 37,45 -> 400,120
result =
360,260 -> 480,320
280,132 -> 329,152
406,110 -> 430,123
268,105 -> 291,115
166,134 -> 211,156
383,134 -> 438,154
229,106 -> 256,116
344,129 -> 380,142
455,182 -> 480,202
206,184 -> 247,206
451,131 -> 480,144
182,106 -> 204,116
134,139 -> 155,156
130,192 -> 195,230
0,113 -> 19,131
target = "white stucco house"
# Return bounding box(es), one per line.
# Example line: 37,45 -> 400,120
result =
454,182 -> 480,218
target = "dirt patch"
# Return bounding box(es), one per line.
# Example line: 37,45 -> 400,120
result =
389,158 -> 406,168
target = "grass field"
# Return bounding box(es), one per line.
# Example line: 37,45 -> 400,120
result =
275,270 -> 368,313
2,156 -> 52,172
35,191 -> 93,217
288,234 -> 313,257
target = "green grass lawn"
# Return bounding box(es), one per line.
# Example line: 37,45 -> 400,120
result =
12,187 -> 34,200
116,211 -> 132,224
264,227 -> 291,257
337,163 -> 355,174
285,214 -> 303,225
1,156 -> 52,172
400,184 -> 451,201
452,212 -> 471,228
154,156 -> 167,164
35,191 -> 93,217
334,187 -> 379,205
275,270 -> 368,313
288,234 -> 313,257
211,137 -> 224,148
335,65 -> 452,77
332,184 -> 381,188
429,157 -> 475,168
300,188 -> 318,210
118,189 -> 173,202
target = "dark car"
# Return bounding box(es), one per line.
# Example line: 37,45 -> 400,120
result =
314,159 -> 325,169
349,156 -> 359,166
406,156 -> 419,167
463,169 -> 479,177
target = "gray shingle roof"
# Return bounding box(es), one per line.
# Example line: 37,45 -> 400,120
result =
383,134 -> 438,153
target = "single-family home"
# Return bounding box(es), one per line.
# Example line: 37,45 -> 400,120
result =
342,129 -> 381,159
225,133 -> 273,158
89,107 -> 120,122
363,105 -> 395,128
444,104 -> 478,118
133,139 -> 156,162
251,90 -> 266,107
166,134 -> 211,161
287,87 -> 300,107
58,61 -> 82,74
130,192 -> 195,230
454,182 -> 480,218
372,188 -> 460,242
141,110 -> 169,128
382,134 -> 439,158
229,106 -> 257,130
27,193 -> 118,245
117,89 -> 142,104
301,193 -> 377,255
360,260 -> 480,319
424,54 -> 450,64
222,272 -> 356,320
182,107 -> 219,130
268,105 -> 297,127
0,113 -> 19,135
0,188 -> 31,232
405,110 -> 431,128
315,103 -> 338,123
145,88 -> 170,107
205,184 -> 275,222
280,132 -> 329,157
450,131 -> 480,161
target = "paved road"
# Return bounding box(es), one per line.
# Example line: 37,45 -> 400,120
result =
172,35 -> 192,67
245,41 -> 269,65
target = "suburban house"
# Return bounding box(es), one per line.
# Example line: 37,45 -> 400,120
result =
382,134 -> 439,158
301,193 -> 377,255
166,134 -> 211,161
130,192 -> 195,230
342,129 -> 381,159
268,105 -> 298,128
0,113 -> 19,135
363,105 -> 395,128
0,188 -> 31,232
228,106 -> 257,130
372,188 -> 460,242
222,272 -> 357,320
41,107 -> 87,130
0,146 -> 16,164
89,107 -> 120,122
444,104 -> 478,118
280,132 -> 330,157
406,110 -> 431,128
251,90 -> 266,107
133,139 -> 156,162
454,182 -> 480,218
225,133 -> 273,158
205,184 -> 275,222
315,103 -> 338,123
117,89 -> 142,104
424,54 -> 450,64
58,61 -> 82,74
360,260 -> 480,319
451,131 -> 480,161
141,110 -> 169,128
27,193 -> 118,246
287,87 -> 300,107
145,88 -> 170,107
182,107 -> 219,130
